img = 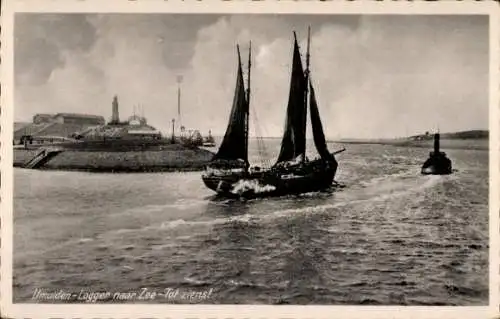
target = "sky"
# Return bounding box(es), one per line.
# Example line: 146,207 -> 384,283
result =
14,13 -> 489,139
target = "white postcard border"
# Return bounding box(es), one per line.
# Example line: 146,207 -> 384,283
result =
1,1 -> 498,318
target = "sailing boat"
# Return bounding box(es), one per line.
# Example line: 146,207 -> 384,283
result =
202,29 -> 345,198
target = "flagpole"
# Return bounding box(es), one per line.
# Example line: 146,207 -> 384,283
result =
177,75 -> 183,132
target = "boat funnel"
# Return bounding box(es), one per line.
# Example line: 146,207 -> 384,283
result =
434,133 -> 440,154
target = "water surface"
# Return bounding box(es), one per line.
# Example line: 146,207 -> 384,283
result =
13,141 -> 489,305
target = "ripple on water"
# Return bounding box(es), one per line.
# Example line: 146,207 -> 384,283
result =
13,144 -> 489,305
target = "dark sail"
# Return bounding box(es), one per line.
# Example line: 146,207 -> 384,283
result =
202,29 -> 342,198
212,47 -> 249,164
309,81 -> 333,161
275,36 -> 308,164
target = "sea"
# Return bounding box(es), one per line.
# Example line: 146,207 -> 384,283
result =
12,140 -> 489,305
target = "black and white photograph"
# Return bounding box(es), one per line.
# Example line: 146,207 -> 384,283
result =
1,1 -> 499,318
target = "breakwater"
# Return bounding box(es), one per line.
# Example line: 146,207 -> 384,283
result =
14,141 -> 214,172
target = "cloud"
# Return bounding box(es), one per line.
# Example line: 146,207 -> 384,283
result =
14,14 -> 97,85
14,14 -> 488,139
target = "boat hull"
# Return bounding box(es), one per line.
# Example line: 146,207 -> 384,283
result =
421,153 -> 452,175
202,159 -> 337,198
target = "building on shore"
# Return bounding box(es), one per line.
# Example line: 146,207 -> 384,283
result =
31,113 -> 105,126
14,94 -> 211,147
15,113 -> 106,145
53,113 -> 105,126
76,96 -> 162,141
14,94 -> 215,171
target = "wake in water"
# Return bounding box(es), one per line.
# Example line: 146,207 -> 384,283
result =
123,174 -> 444,234
230,179 -> 277,195
102,169 -> 454,239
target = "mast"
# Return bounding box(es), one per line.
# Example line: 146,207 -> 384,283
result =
245,41 -> 252,172
302,26 -> 311,163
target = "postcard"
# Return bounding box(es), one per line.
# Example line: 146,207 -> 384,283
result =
1,0 -> 499,318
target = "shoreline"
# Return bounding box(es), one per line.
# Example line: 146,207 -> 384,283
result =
331,138 -> 489,151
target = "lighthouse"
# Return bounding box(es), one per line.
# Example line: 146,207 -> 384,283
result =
111,95 -> 120,124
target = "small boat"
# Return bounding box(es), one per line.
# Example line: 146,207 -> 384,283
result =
203,130 -> 216,147
421,133 -> 452,175
202,28 -> 344,198
202,142 -> 216,147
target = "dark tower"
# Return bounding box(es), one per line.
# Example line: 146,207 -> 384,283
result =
111,95 -> 120,124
